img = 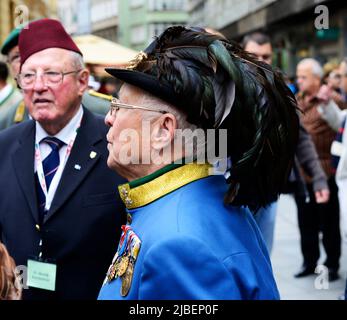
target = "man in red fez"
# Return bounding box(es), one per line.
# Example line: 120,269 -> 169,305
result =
0,19 -> 125,300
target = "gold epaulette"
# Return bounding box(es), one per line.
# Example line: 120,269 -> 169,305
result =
88,89 -> 112,101
13,100 -> 26,123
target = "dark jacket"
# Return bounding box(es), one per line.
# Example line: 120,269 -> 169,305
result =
0,107 -> 126,300
287,121 -> 328,197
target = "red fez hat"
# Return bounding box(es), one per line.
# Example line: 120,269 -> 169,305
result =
19,18 -> 82,68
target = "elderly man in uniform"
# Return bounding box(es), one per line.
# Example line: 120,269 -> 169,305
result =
98,26 -> 299,300
0,18 -> 125,300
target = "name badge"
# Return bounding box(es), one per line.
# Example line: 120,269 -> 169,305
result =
27,259 -> 57,291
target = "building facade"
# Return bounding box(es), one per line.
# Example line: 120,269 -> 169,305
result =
0,0 -> 57,51
188,0 -> 347,77
118,0 -> 188,51
57,0 -> 118,41
90,0 -> 118,42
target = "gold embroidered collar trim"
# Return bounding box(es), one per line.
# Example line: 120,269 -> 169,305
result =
118,163 -> 211,209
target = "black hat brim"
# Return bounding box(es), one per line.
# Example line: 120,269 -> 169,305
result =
105,68 -> 183,108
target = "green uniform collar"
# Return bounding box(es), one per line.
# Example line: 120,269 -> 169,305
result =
129,162 -> 184,189
119,162 -> 211,209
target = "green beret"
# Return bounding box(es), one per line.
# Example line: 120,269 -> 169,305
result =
1,24 -> 26,55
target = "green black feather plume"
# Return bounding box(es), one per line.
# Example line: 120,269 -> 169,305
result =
127,26 -> 299,209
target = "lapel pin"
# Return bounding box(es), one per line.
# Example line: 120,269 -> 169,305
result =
74,164 -> 81,170
90,151 -> 97,159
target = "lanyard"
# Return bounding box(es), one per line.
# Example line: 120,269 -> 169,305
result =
35,124 -> 80,198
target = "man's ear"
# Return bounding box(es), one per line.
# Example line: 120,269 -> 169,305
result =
77,69 -> 90,96
151,113 -> 177,150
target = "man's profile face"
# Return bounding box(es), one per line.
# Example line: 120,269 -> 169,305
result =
244,40 -> 273,65
7,45 -> 20,77
105,84 -> 146,172
20,48 -> 88,130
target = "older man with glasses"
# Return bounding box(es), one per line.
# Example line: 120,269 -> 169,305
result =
0,23 -> 112,132
0,18 -> 126,300
98,26 -> 299,300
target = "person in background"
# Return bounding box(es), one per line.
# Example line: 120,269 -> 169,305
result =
0,62 -> 22,130
326,69 -> 342,94
317,59 -> 347,240
315,58 -> 347,298
0,25 -> 28,128
98,77 -> 119,97
242,32 -> 273,65
294,58 -> 341,281
243,32 -> 329,255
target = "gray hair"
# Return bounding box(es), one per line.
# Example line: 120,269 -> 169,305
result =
139,94 -> 194,130
139,92 -> 205,160
298,58 -> 324,79
69,51 -> 85,70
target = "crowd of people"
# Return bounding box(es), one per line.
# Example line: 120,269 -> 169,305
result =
0,18 -> 346,300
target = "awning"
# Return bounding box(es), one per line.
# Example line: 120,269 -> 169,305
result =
73,34 -> 137,67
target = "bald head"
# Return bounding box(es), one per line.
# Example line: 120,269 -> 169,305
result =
296,58 -> 323,95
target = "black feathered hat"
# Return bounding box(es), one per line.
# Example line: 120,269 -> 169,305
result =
106,26 -> 299,210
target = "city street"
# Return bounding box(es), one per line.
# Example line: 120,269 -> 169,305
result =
272,195 -> 347,300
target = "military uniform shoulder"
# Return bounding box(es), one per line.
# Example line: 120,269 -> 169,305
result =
82,90 -> 111,116
87,89 -> 112,101
13,100 -> 27,123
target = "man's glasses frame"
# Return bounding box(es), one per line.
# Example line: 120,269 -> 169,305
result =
110,97 -> 167,116
16,69 -> 82,89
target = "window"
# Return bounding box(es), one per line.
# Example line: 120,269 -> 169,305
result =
131,25 -> 146,45
148,0 -> 185,11
130,0 -> 145,8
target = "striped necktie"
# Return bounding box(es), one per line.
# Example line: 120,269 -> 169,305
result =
35,137 -> 65,221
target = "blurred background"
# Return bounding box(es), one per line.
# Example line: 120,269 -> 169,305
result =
1,0 -> 346,79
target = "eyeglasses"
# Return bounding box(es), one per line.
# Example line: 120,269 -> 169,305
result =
16,69 -> 82,89
110,97 -> 167,116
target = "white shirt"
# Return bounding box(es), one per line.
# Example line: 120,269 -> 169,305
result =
0,84 -> 13,105
35,105 -> 83,210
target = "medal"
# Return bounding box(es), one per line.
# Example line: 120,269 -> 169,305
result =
116,254 -> 129,277
107,257 -> 120,282
120,258 -> 134,297
103,225 -> 141,294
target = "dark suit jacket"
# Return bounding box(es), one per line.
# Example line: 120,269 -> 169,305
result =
0,107 -> 126,300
